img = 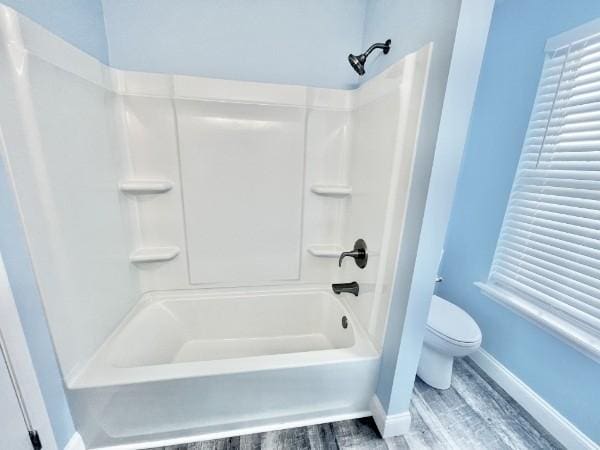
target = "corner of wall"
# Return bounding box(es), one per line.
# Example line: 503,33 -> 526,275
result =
359,0 -> 373,51
98,0 -> 111,67
374,0 -> 495,417
370,395 -> 411,438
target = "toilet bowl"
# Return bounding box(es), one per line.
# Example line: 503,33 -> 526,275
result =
417,295 -> 482,389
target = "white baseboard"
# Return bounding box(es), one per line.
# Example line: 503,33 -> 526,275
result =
369,396 -> 411,438
470,349 -> 597,450
64,432 -> 86,450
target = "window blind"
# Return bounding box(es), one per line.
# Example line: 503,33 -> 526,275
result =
483,28 -> 600,360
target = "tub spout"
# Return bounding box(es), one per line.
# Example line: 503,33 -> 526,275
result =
332,282 -> 359,296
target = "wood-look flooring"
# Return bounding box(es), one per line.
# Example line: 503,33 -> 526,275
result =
152,357 -> 563,450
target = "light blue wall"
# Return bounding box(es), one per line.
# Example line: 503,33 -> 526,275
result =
361,0 -> 459,82
438,0 -> 600,442
373,0 -> 495,415
0,158 -> 75,449
0,0 -> 108,63
101,0 -> 367,89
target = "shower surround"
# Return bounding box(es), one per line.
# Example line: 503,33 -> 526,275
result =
0,6 -> 432,449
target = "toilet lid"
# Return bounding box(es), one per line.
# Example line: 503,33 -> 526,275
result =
427,295 -> 481,344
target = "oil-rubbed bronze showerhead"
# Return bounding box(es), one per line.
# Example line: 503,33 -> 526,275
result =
348,53 -> 367,75
348,39 -> 391,76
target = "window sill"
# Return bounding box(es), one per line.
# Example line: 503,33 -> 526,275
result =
475,281 -> 600,363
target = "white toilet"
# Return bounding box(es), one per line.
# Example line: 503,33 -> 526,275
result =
417,295 -> 482,389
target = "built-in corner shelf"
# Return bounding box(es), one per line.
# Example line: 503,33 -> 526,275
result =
119,179 -> 173,194
310,184 -> 352,197
130,246 -> 180,263
307,245 -> 343,258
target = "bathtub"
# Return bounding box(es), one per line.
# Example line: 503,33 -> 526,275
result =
67,288 -> 380,449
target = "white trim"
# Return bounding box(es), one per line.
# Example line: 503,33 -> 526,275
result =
546,17 -> 600,52
64,433 -> 86,450
470,349 -> 598,450
89,410 -> 370,450
369,396 -> 411,438
476,282 -> 600,362
0,253 -> 58,450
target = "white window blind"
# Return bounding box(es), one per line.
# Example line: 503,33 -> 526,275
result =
479,22 -> 600,361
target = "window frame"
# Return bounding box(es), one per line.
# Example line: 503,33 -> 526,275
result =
477,18 -> 600,362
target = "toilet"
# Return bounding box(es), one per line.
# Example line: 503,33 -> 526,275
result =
417,295 -> 482,389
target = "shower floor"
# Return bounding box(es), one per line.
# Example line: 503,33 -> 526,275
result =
172,334 -> 333,363
152,357 -> 563,449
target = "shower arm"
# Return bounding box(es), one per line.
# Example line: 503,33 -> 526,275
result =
364,42 -> 390,57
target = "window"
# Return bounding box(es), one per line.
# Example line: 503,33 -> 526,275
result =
477,19 -> 600,361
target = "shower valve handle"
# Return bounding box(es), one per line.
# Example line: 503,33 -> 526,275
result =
338,239 -> 368,269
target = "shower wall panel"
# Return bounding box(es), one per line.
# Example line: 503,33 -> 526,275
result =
301,108 -> 352,283
176,100 -> 305,284
341,92 -> 402,341
117,95 -> 189,292
340,50 -> 432,347
117,80 -> 352,292
0,14 -> 139,378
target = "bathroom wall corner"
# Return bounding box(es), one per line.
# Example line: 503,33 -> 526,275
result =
0,0 -> 109,64
370,395 -> 411,438
375,0 -> 495,418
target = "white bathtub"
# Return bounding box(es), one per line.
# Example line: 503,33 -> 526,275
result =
67,288 -> 380,449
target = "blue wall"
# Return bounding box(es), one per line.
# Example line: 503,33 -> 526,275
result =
101,0 -> 367,89
0,158 -> 75,449
0,0 -> 108,63
438,0 -> 600,442
2,0 -> 365,89
362,0 -> 460,83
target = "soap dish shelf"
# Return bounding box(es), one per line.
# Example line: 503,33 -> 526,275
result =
310,185 -> 352,197
130,246 -> 180,263
119,179 -> 173,194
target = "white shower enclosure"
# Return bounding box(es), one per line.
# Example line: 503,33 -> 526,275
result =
0,6 -> 432,449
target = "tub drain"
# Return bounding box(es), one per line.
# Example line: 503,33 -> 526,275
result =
341,315 -> 348,329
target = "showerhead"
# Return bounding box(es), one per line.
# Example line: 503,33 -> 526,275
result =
348,39 -> 391,76
348,53 -> 367,76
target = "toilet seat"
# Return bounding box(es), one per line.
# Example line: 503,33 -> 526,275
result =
426,295 -> 481,346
